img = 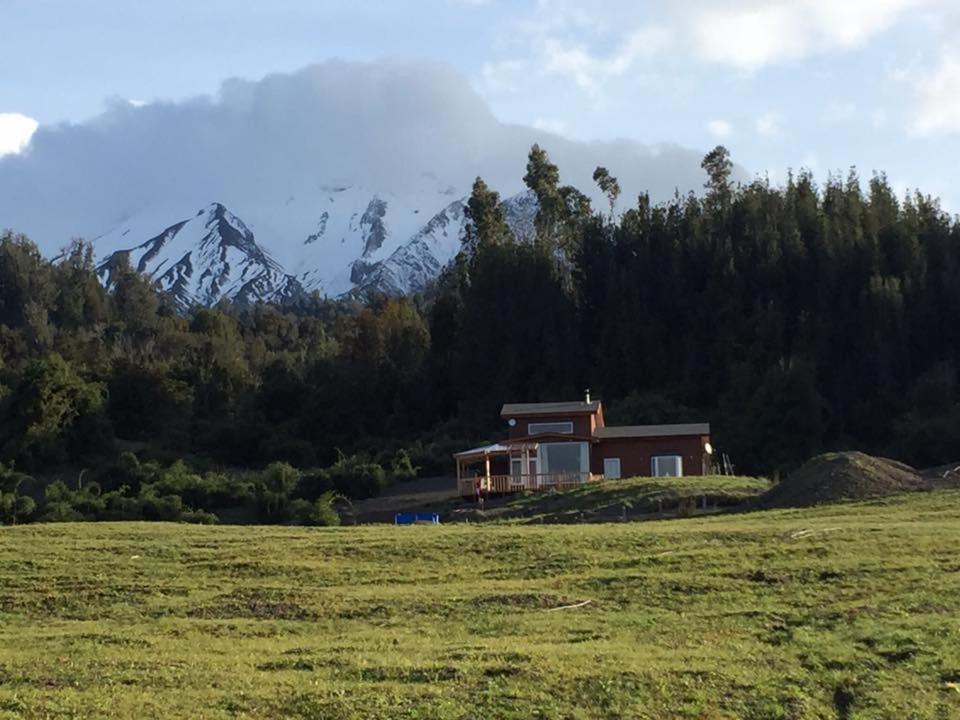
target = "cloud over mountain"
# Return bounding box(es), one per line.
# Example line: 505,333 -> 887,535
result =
0,59 -> 716,301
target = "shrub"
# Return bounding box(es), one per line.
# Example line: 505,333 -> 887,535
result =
328,456 -> 386,499
307,492 -> 341,527
389,449 -> 418,483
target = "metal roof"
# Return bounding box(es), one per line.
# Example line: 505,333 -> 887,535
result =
593,423 -> 710,439
501,401 -> 602,417
452,443 -> 510,458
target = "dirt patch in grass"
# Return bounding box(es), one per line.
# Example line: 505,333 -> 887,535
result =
188,588 -> 317,621
757,452 -> 928,508
359,665 -> 460,683
471,592 -> 577,610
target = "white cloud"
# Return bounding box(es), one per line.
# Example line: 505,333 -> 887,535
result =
755,112 -> 781,137
0,113 -> 39,156
0,59 -> 714,252
538,25 -> 672,91
532,117 -> 569,135
911,46 -> 960,136
693,0 -> 935,69
707,119 -> 733,138
494,0 -> 943,84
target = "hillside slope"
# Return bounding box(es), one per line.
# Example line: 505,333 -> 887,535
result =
1,491 -> 958,718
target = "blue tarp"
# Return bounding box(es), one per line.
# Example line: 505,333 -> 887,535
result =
395,512 -> 440,525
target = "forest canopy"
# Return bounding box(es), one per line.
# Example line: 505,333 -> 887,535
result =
2,145 -> 959,523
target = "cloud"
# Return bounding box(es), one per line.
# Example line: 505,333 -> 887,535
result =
486,0 -> 943,89
532,117 -> 569,135
538,25 -> 672,90
707,119 -> 734,139
0,113 -> 39,156
755,112 -> 781,137
0,59 -> 715,253
693,0 -> 934,69
910,46 -> 960,136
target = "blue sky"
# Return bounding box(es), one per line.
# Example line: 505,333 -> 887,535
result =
2,0 -> 960,207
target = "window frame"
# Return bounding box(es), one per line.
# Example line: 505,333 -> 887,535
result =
538,442 -> 589,474
527,420 -> 574,436
603,457 -> 622,480
651,455 -> 683,477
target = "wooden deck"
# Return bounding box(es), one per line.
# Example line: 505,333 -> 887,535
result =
457,472 -> 602,497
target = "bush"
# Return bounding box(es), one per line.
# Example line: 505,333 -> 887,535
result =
296,468 -> 335,501
307,492 -> 341,527
389,449 -> 418,483
327,456 -> 386,499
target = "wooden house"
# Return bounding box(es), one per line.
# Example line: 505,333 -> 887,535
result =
454,393 -> 711,496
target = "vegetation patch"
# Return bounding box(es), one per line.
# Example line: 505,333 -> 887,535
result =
188,588 -> 317,621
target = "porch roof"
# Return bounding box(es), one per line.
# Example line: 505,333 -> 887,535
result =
453,440 -> 542,461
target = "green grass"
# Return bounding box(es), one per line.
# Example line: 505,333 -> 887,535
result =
478,475 -> 770,522
1,491 -> 959,719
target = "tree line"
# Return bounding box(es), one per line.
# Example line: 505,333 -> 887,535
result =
2,144 -> 959,523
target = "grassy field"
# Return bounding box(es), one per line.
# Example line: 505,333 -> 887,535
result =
1,491 -> 959,719
472,475 -> 771,523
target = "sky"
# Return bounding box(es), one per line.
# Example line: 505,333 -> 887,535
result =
2,0 -> 960,208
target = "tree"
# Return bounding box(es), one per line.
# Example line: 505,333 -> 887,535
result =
701,145 -> 734,211
464,177 -> 511,254
523,144 -> 564,250
0,354 -> 110,469
593,166 -> 621,217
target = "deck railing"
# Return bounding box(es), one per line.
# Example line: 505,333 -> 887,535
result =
457,472 -> 602,497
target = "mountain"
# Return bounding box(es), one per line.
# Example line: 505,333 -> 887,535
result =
95,203 -> 304,309
0,59 -> 722,305
93,188 -> 539,306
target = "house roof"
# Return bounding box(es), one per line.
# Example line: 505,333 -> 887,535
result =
452,443 -> 510,459
501,401 -> 602,417
593,423 -> 710,439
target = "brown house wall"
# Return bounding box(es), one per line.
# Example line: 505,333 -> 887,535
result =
506,414 -> 594,440
591,435 -> 709,477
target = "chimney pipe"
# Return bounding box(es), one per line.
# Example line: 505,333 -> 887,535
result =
585,388 -> 591,404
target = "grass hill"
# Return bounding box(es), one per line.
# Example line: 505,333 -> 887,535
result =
758,452 -> 929,508
457,475 -> 770,523
2,490 -> 959,718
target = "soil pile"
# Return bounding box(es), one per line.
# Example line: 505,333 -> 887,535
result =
759,451 -> 927,508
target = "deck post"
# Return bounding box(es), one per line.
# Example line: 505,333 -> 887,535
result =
484,454 -> 491,492
523,446 -> 530,490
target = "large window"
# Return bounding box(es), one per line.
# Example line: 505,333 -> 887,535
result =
652,455 -> 683,477
540,442 -> 588,474
528,421 -> 574,435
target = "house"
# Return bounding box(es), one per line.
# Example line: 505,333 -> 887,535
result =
454,393 -> 711,497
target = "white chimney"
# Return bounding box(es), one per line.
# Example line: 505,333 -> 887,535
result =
584,388 -> 591,404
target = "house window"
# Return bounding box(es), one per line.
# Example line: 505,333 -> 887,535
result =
652,455 -> 683,477
527,421 -> 574,435
603,457 -> 621,480
510,458 -> 523,477
539,442 -> 588,474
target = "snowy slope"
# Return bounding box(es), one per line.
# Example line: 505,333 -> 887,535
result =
96,203 -> 304,309
353,191 -> 538,296
93,187 -> 536,305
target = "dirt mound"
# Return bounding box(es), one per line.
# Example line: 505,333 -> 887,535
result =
759,451 -> 927,508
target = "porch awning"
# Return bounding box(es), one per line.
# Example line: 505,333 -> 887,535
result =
452,443 -> 511,462
453,440 -> 544,463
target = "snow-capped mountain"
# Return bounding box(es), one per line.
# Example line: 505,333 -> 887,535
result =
0,59 -> 722,306
96,203 -> 304,309
93,188 -> 539,307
